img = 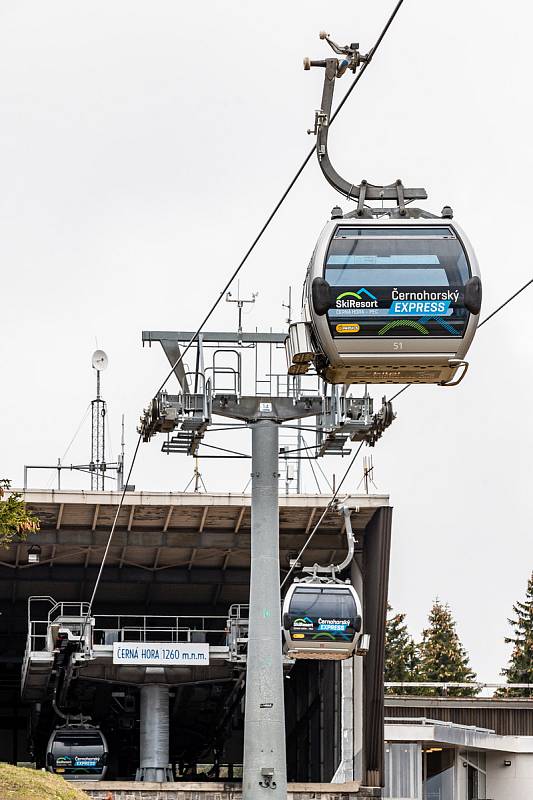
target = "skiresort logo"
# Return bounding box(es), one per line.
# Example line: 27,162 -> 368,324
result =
335,288 -> 378,309
293,616 -> 314,630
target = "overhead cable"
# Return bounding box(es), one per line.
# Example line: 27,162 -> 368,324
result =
280,275 -> 533,583
155,0 -> 406,397
389,276 -> 533,403
83,1 -> 408,615
478,277 -> 533,328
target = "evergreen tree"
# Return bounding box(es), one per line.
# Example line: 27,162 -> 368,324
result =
417,599 -> 477,696
498,571 -> 533,697
384,604 -> 419,695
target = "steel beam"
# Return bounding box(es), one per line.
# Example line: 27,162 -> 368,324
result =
0,565 -> 249,585
143,331 -> 287,345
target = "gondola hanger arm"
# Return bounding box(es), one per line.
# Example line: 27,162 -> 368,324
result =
302,504 -> 355,578
304,33 -> 427,215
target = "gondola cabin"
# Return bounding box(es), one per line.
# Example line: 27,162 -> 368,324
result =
46,725 -> 108,781
287,216 -> 481,385
282,581 -> 362,660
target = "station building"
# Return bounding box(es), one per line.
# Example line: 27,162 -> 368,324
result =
0,488 -> 391,796
3,489 -> 533,800
384,696 -> 533,800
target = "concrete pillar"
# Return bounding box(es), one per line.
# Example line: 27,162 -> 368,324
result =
351,558 -> 364,784
242,420 -> 287,800
137,684 -> 172,782
332,658 -> 354,783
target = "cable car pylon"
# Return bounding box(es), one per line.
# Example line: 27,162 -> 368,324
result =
286,32 -> 482,387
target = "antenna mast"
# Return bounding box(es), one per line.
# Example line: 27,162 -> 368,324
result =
90,350 -> 108,490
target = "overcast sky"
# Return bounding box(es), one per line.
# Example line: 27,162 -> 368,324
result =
1,1 -> 532,682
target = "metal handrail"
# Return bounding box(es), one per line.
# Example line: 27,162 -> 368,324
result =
48,601 -> 91,624
210,349 -> 242,395
384,717 -> 496,735
92,613 -> 227,628
25,600 -> 251,655
227,604 -> 249,620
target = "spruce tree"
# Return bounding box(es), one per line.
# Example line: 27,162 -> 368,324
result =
417,600 -> 477,697
384,604 -> 419,695
499,571 -> 533,697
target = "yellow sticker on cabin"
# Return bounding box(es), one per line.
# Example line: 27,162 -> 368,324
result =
292,633 -> 305,639
336,323 -> 360,334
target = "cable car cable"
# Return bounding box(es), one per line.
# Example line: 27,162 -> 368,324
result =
478,277 -> 533,328
79,2 -> 408,623
388,276 -> 533,402
81,274 -> 533,648
281,275 -> 533,587
303,435 -> 334,491
300,436 -> 324,494
154,0 -> 406,399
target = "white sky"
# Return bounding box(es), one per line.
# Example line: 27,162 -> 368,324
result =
1,1 -> 532,682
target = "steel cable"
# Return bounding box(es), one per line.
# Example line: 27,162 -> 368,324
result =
279,275 -> 533,587
81,1 -> 408,619
388,276 -> 533,403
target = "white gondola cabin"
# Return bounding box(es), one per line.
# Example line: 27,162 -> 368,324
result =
287,216 -> 482,386
287,34 -> 482,386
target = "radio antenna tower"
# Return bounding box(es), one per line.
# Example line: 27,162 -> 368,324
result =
90,350 -> 108,490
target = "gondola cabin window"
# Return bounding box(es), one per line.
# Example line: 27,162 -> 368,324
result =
325,227 -> 471,339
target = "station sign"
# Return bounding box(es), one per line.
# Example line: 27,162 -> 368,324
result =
112,642 -> 210,666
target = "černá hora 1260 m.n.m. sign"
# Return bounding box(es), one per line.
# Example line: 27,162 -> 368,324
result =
112,642 -> 210,666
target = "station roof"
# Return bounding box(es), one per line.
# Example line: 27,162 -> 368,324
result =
1,489 -> 390,611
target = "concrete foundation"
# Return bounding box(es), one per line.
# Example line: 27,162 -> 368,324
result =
80,782 -> 381,800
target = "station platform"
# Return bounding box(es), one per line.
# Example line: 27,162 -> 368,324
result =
78,781 -> 380,799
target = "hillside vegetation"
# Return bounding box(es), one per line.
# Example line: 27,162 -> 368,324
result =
0,763 -> 90,800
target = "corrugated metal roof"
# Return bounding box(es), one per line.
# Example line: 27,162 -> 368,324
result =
385,698 -> 533,736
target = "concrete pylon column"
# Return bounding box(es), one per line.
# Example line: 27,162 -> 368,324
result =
351,559 -> 364,784
242,420 -> 287,800
137,684 -> 172,782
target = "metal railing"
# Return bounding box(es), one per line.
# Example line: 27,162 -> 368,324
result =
227,605 -> 249,659
385,681 -> 533,692
92,614 -> 229,647
26,600 -> 93,653
24,598 -> 252,660
384,717 -> 496,735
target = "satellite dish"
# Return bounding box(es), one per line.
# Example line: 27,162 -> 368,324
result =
92,350 -> 108,371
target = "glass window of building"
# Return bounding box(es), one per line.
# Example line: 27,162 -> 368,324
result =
383,743 -> 421,800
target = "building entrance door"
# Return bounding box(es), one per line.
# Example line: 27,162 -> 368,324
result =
423,749 -> 455,800
460,751 -> 486,800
